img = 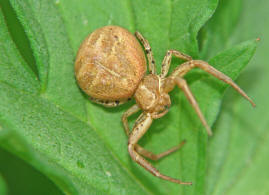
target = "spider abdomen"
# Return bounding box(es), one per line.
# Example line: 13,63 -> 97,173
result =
75,26 -> 146,102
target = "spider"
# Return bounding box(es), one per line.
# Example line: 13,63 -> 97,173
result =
74,25 -> 255,185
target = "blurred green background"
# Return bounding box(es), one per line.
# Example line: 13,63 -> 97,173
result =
0,0 -> 268,194
0,0 -> 62,194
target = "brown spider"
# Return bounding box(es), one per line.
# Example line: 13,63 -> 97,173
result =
74,26 -> 255,185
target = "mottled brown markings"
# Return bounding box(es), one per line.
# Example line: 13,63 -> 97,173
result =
75,26 -> 146,101
75,26 -> 255,185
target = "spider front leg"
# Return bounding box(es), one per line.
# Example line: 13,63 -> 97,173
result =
175,77 -> 213,135
170,60 -> 255,107
128,113 -> 192,185
163,60 -> 255,135
122,105 -> 186,160
160,50 -> 192,78
135,31 -> 156,74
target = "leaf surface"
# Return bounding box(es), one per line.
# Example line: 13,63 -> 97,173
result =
0,0 -> 258,194
0,174 -> 7,195
202,0 -> 269,195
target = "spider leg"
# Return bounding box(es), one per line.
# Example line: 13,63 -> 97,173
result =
128,113 -> 192,185
122,104 -> 140,136
175,77 -> 213,136
135,140 -> 186,161
89,97 -> 127,107
122,105 -> 185,160
160,50 -> 192,78
171,60 -> 255,107
135,31 -> 156,74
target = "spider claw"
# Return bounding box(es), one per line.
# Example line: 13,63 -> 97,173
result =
248,98 -> 256,107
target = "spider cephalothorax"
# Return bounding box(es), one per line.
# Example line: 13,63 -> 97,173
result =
134,74 -> 171,118
75,25 -> 255,185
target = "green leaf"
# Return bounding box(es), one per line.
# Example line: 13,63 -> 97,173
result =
204,0 -> 269,195
199,0 -> 243,59
0,0 -> 258,194
0,174 -> 7,195
0,3 -> 150,194
0,146 -> 63,195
